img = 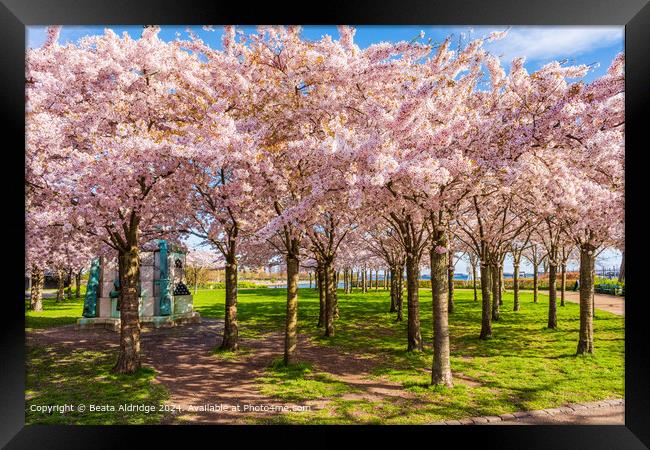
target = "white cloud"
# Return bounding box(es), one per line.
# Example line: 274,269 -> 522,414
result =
484,26 -> 623,63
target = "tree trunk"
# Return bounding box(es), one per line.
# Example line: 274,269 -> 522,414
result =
472,260 -> 478,302
75,270 -> 82,299
533,263 -> 539,303
396,265 -> 404,322
390,267 -> 396,310
430,237 -> 453,386
309,272 -> 312,289
577,244 -> 595,354
221,255 -> 239,351
618,250 -> 624,283
324,263 -> 335,337
479,262 -> 492,340
498,263 -> 504,305
30,265 -> 44,311
447,260 -> 455,314
592,267 -> 596,319
513,258 -> 520,311
66,268 -> 73,299
405,254 -> 423,352
560,263 -> 566,306
56,268 -> 64,302
284,253 -> 299,366
547,262 -> 558,329
317,263 -> 325,327
491,262 -> 500,321
334,270 -> 340,319
113,244 -> 142,374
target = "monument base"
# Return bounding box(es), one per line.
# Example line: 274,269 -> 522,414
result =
77,311 -> 201,332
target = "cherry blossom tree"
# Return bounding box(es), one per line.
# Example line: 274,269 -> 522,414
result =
26,26 -> 207,373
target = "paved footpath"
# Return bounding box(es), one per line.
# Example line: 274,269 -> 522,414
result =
562,291 -> 624,316
432,399 -> 624,425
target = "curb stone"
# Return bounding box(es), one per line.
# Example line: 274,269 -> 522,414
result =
430,398 -> 624,425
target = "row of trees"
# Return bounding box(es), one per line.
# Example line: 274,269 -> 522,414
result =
26,26 -> 623,384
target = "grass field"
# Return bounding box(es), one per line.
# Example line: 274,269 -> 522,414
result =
25,286 -> 624,424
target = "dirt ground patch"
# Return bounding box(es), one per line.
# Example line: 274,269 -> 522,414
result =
26,319 -> 417,423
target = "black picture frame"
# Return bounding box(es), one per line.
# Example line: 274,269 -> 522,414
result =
2,0 -> 648,448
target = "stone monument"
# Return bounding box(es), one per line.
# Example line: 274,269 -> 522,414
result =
78,239 -> 201,331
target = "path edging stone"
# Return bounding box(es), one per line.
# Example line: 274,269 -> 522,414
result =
434,398 -> 624,425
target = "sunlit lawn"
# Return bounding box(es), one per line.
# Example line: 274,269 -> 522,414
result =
26,286 -> 624,424
25,345 -> 169,425
193,286 -> 624,424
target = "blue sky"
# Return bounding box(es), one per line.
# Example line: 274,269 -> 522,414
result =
26,25 -> 624,273
27,25 -> 624,82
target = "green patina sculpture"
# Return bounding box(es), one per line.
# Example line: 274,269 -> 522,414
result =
158,239 -> 173,316
82,258 -> 101,318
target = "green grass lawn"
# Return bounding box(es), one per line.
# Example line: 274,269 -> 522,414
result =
25,296 -> 85,330
25,286 -> 624,424
193,287 -> 624,424
25,345 -> 170,425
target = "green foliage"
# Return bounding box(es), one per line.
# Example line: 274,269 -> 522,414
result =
25,345 -> 170,425
594,276 -> 624,290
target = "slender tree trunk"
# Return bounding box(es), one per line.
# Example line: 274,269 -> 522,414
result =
309,272 -> 312,289
472,260 -> 478,302
324,263 -> 335,337
405,254 -> 423,352
447,259 -> 455,314
479,261 -> 492,340
317,263 -> 325,328
396,265 -> 404,322
75,270 -> 82,299
221,254 -> 239,351
334,270 -> 340,319
577,244 -> 595,354
430,235 -> 453,386
491,262 -> 500,321
389,267 -> 395,311
533,263 -> 539,303
560,263 -> 566,306
548,262 -> 558,329
513,257 -> 520,311
30,265 -> 44,311
498,263 -> 504,305
56,268 -> 64,302
592,267 -> 596,319
384,268 -> 388,289
66,268 -> 73,299
284,253 -> 299,366
113,243 -> 142,374
618,250 -> 625,283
